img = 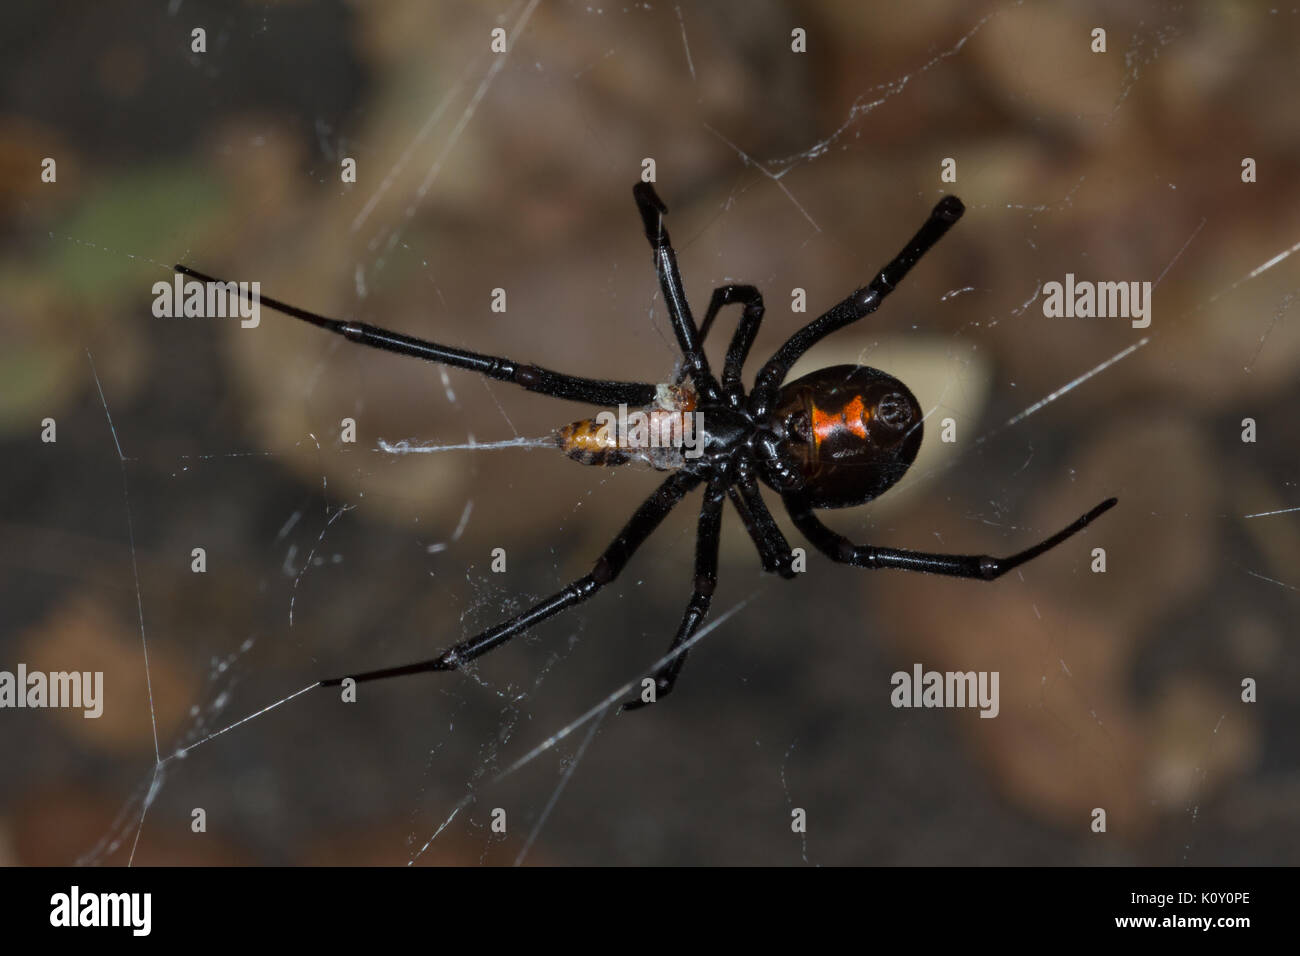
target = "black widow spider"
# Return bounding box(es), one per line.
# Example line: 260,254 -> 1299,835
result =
175,182 -> 1115,708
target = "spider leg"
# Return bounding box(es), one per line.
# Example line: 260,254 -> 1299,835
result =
685,285 -> 765,401
632,183 -> 723,402
173,265 -> 657,408
729,473 -> 797,579
622,480 -> 725,710
782,494 -> 1116,580
318,472 -> 701,688
751,196 -> 964,412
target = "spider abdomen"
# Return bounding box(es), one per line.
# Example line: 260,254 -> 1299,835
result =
767,365 -> 924,508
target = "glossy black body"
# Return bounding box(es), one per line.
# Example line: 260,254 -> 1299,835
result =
175,183 -> 1116,705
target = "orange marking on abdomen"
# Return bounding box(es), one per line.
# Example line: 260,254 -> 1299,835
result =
811,396 -> 869,448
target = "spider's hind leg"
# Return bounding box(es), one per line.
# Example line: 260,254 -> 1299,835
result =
318,471 -> 699,688
728,474 -> 797,579
622,480 -> 725,711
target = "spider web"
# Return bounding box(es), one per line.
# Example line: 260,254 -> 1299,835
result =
5,0 -> 1298,866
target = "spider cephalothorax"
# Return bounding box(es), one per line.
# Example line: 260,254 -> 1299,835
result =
175,181 -> 1115,707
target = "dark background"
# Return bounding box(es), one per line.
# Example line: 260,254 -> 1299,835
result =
1,0 -> 1297,865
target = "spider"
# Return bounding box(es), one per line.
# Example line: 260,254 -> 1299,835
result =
175,182 -> 1115,708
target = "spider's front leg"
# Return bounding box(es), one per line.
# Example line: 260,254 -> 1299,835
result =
622,480 -> 726,710
751,196 -> 964,412
782,494 -> 1117,580
633,183 -> 722,403
172,265 -> 657,408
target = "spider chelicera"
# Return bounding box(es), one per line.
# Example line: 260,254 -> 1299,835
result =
176,182 -> 1115,708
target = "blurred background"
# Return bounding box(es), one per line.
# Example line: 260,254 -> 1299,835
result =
1,0 -> 1297,865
